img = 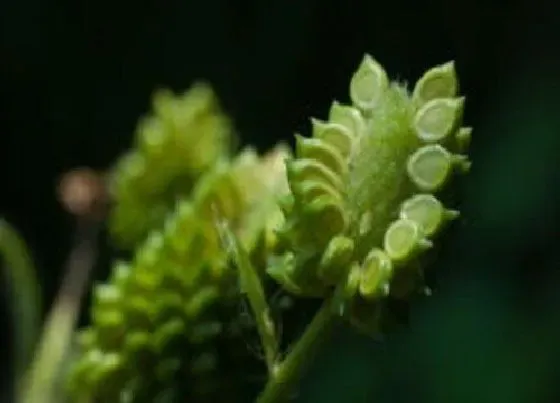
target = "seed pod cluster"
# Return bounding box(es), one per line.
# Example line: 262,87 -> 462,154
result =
269,55 -> 471,334
67,147 -> 289,402
108,83 -> 236,248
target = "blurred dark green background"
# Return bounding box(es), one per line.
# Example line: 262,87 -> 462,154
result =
1,0 -> 560,402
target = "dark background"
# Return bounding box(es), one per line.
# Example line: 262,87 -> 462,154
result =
2,0 -> 560,402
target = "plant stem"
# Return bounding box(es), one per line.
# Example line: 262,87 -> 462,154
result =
19,220 -> 99,403
256,295 -> 340,403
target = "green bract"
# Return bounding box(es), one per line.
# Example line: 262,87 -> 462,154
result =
268,55 -> 471,334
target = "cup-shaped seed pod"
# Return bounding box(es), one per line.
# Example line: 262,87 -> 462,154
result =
358,248 -> 393,300
383,219 -> 432,265
407,144 -> 467,192
328,100 -> 366,138
311,119 -> 355,159
287,159 -> 344,194
413,97 -> 465,143
267,252 -> 329,297
304,196 -> 348,247
412,61 -> 458,106
399,194 -> 459,237
294,180 -> 343,206
295,135 -> 347,178
318,235 -> 355,286
341,263 -> 361,305
349,54 -> 390,111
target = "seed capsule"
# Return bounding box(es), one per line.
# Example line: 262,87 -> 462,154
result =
349,54 -> 389,111
383,219 -> 432,264
287,159 -> 344,192
399,194 -> 459,237
407,144 -> 454,192
414,97 -> 465,143
358,249 -> 393,300
295,135 -> 346,178
412,61 -> 458,106
328,101 -> 365,137
311,119 -> 354,159
318,235 -> 355,285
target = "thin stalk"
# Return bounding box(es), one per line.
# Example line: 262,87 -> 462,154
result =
19,220 -> 99,403
256,294 -> 340,403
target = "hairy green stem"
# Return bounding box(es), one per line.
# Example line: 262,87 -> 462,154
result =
256,294 -> 340,403
0,219 -> 41,392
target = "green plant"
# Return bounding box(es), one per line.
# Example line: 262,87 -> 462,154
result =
2,54 -> 471,403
